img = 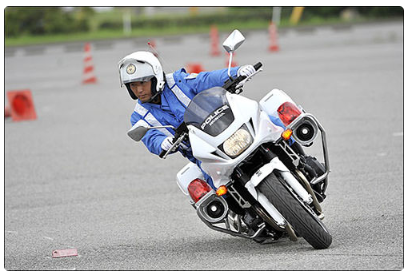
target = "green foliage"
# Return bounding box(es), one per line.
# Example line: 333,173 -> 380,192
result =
5,7 -> 95,37
357,6 -> 403,17
302,6 -> 403,20
98,7 -> 273,30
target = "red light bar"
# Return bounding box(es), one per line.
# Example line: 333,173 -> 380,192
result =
277,102 -> 302,126
188,179 -> 211,203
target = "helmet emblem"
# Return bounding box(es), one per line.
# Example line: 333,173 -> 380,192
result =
126,64 -> 136,74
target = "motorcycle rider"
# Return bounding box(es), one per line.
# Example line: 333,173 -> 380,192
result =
118,51 -> 321,191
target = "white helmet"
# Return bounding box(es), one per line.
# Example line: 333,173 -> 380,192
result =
118,51 -> 165,100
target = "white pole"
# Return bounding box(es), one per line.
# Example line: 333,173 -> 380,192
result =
272,7 -> 282,25
123,9 -> 132,36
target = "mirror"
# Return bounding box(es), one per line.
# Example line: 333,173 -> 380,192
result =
127,120 -> 150,142
223,30 -> 245,53
127,120 -> 176,142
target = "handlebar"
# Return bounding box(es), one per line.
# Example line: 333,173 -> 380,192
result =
253,62 -> 263,71
223,62 -> 262,93
159,149 -> 167,158
158,122 -> 189,159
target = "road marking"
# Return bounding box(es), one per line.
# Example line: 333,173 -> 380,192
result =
52,248 -> 78,258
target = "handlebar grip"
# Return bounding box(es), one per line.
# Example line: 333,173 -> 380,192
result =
254,62 -> 262,70
159,149 -> 167,158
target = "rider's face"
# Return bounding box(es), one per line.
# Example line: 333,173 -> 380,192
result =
129,81 -> 152,102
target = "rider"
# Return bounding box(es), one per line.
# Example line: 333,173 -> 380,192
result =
118,51 -> 312,190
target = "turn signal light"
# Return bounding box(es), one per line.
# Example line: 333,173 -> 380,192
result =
216,185 -> 228,196
188,179 -> 211,203
281,129 -> 293,141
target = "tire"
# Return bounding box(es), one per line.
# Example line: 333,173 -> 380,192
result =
259,173 -> 332,249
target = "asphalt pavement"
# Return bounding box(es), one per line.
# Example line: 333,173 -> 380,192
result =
4,21 -> 404,270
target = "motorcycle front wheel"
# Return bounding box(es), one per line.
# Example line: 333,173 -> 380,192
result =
259,173 -> 332,249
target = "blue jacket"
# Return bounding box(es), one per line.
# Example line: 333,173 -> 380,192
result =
130,67 -> 240,162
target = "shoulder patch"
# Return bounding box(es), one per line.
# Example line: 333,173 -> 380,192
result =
184,73 -> 199,80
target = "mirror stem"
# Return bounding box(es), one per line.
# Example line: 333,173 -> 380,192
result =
227,52 -> 233,79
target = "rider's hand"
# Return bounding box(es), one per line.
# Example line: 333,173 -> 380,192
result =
237,65 -> 256,78
161,136 -> 174,151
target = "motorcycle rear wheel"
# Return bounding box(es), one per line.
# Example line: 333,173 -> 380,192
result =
259,173 -> 332,249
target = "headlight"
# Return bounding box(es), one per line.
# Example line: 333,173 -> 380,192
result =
222,125 -> 252,158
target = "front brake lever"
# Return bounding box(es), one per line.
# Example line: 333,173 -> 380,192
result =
235,69 -> 263,90
161,133 -> 186,159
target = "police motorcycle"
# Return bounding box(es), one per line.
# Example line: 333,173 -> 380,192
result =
128,30 -> 332,249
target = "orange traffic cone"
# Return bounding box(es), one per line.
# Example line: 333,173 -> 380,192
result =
6,90 -> 37,122
210,25 -> 220,56
268,21 -> 280,52
186,63 -> 205,73
5,106 -> 11,118
82,43 -> 97,84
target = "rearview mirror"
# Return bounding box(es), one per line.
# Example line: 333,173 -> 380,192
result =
223,30 -> 245,78
127,120 -> 150,142
223,29 -> 245,53
127,120 -> 176,142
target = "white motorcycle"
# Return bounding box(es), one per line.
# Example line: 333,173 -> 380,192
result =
128,30 -> 332,249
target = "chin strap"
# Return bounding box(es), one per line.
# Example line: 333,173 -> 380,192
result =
145,91 -> 162,104
144,74 -> 165,103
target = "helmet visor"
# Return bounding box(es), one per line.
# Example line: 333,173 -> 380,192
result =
120,60 -> 155,85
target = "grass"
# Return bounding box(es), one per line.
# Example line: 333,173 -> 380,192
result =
5,20 -> 272,47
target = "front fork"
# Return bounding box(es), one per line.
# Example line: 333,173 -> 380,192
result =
266,142 -> 325,213
232,144 -> 325,222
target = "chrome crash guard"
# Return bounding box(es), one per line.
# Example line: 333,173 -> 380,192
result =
284,111 -> 330,193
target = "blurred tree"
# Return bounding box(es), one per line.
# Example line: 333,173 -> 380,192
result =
357,6 -> 403,17
302,6 -> 403,20
5,7 -> 47,36
72,7 -> 95,31
42,7 -> 74,34
5,7 -> 94,37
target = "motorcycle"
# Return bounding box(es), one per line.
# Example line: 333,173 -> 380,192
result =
128,30 -> 332,249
